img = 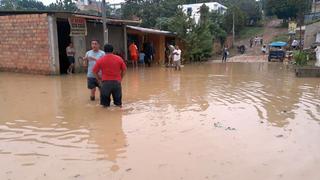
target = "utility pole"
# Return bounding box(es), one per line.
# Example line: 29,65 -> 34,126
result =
232,12 -> 235,48
101,0 -> 108,44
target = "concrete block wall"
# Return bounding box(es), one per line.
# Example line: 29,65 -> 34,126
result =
304,22 -> 320,48
304,21 -> 320,48
0,14 -> 51,74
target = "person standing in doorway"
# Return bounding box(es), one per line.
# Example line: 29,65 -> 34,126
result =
249,38 -> 253,48
222,46 -> 228,62
172,45 -> 182,71
144,42 -> 152,67
66,42 -> 76,74
129,42 -> 139,68
93,44 -> 127,107
83,40 -> 105,101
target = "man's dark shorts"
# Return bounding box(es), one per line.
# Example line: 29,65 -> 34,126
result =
100,80 -> 122,107
87,77 -> 99,89
68,56 -> 75,64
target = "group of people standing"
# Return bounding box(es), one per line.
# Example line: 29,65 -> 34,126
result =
250,36 -> 264,48
128,42 -> 155,68
250,35 -> 267,55
129,42 -> 182,70
65,40 -> 183,108
165,44 -> 182,70
81,40 -> 127,108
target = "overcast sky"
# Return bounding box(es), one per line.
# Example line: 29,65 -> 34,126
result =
41,0 -> 125,6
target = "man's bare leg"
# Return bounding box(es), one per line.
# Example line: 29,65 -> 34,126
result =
90,87 -> 96,101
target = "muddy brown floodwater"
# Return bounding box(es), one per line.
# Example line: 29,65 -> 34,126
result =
0,62 -> 320,180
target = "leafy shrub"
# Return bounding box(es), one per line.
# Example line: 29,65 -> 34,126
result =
293,51 -> 308,66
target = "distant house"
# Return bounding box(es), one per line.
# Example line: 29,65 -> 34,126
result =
0,11 -> 176,75
180,2 -> 227,23
76,0 -> 102,13
312,0 -> 320,13
75,0 -> 123,16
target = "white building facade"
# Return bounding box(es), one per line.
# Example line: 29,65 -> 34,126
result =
181,2 -> 227,23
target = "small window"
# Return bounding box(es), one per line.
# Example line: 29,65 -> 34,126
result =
187,7 -> 192,16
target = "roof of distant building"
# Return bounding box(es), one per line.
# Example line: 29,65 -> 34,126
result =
127,25 -> 175,36
0,10 -> 141,25
181,2 -> 227,9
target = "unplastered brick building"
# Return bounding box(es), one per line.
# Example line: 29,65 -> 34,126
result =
0,11 -> 142,75
0,11 -> 177,75
0,13 -> 52,74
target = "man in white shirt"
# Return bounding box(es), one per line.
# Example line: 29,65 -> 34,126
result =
172,45 -> 181,71
83,40 -> 105,101
291,39 -> 299,49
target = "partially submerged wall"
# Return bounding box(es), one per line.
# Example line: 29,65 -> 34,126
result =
0,14 -> 52,74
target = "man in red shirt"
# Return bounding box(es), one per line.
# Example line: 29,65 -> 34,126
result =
93,44 -> 127,107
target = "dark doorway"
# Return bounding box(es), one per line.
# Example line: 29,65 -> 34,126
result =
57,20 -> 71,74
127,34 -> 140,50
165,37 -> 175,46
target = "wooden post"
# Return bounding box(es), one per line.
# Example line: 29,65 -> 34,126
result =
102,0 -> 108,44
123,25 -> 128,61
232,12 -> 235,48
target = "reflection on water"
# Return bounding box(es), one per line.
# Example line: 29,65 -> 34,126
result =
0,63 -> 319,180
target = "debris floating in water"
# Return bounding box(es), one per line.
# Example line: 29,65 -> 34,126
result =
225,127 -> 236,131
55,116 -> 64,119
126,168 -> 132,172
214,122 -> 223,128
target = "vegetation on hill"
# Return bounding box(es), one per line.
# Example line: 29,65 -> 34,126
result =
0,0 -> 78,11
237,27 -> 265,40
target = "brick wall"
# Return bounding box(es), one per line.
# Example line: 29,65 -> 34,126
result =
0,14 -> 51,74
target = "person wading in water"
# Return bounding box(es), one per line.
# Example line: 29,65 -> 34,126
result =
84,40 -> 105,101
93,44 -> 127,108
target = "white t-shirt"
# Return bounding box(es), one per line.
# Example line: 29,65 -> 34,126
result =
292,40 -> 299,46
85,50 -> 105,78
173,49 -> 181,61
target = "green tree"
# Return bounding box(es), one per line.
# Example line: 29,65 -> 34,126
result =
265,0 -> 311,21
167,4 -> 217,62
0,0 -> 16,10
222,6 -> 246,34
210,12 -> 227,45
167,8 -> 196,61
17,0 -> 45,10
197,4 -> 213,59
0,0 -> 46,10
46,0 -> 78,12
122,0 -> 185,28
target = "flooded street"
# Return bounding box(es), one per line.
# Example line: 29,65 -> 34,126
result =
0,62 -> 320,180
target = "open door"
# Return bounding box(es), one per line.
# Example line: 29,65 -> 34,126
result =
57,20 -> 71,74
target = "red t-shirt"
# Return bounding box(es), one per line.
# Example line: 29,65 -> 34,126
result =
93,53 -> 127,81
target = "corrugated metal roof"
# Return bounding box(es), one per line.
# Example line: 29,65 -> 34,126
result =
0,10 -> 141,25
127,25 -> 175,36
